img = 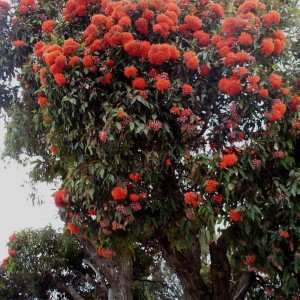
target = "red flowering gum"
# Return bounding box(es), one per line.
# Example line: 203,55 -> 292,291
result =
111,186 -> 127,200
279,229 -> 290,239
9,234 -> 17,243
291,96 -> 300,110
205,180 -> 218,193
182,83 -> 193,95
261,38 -> 274,56
183,51 -> 199,70
67,222 -> 80,235
193,31 -> 210,47
53,189 -> 69,207
156,78 -> 171,92
42,20 -> 55,33
184,15 -> 202,31
98,248 -> 115,258
54,73 -> 67,85
228,209 -> 242,221
212,194 -> 223,204
13,40 -> 25,47
220,154 -> 238,168
218,77 -> 242,96
269,74 -> 282,89
148,44 -> 173,65
8,249 -> 17,256
124,66 -> 138,78
129,172 -> 142,182
238,32 -> 253,46
266,102 -> 286,122
63,38 -> 80,55
129,193 -> 140,202
38,96 -> 47,107
132,77 -> 147,90
184,192 -> 202,207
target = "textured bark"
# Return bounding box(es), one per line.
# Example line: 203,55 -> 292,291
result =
111,259 -> 133,300
209,235 -> 231,300
81,238 -> 133,300
233,271 -> 255,300
160,238 -> 210,300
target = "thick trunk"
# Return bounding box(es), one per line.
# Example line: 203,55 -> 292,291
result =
81,238 -> 133,300
209,236 -> 231,300
111,258 -> 133,300
160,238 -> 210,300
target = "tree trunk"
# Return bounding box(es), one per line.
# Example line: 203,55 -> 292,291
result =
110,258 -> 133,300
160,238 -> 210,300
209,236 -> 231,300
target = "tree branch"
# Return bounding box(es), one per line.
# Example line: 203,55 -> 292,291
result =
232,271 -> 255,300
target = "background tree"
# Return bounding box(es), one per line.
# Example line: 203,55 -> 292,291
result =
1,0 -> 300,299
0,227 -> 182,300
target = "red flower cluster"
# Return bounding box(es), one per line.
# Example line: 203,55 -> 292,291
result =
265,102 -> 286,122
220,154 -> 238,169
227,209 -> 242,221
42,20 -> 55,33
218,77 -> 242,96
205,180 -> 218,193
53,190 -> 69,207
183,51 -> 199,70
184,192 -> 202,207
98,247 -> 115,258
12,40 -> 25,47
129,172 -> 142,182
111,186 -> 127,200
67,222 -> 80,235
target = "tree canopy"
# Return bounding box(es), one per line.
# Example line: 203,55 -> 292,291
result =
0,0 -> 300,298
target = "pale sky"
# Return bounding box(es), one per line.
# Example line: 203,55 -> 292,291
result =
0,118 -> 63,260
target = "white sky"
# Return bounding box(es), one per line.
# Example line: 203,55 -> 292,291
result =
0,118 -> 64,260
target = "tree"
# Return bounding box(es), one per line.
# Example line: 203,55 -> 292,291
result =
0,227 -> 182,300
1,0 -> 300,298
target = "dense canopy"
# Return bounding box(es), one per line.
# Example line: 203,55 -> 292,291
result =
0,0 -> 300,298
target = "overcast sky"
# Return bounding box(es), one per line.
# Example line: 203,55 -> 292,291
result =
0,118 -> 63,260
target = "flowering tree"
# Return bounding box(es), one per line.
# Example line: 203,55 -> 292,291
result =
1,0 -> 300,298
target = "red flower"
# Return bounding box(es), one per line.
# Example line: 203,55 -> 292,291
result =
111,186 -> 127,200
279,230 -> 289,239
54,73 -> 67,85
88,209 -> 97,216
9,234 -> 17,243
63,38 -> 80,55
156,78 -> 171,92
129,193 -> 140,201
182,84 -> 193,95
183,51 -> 199,70
212,194 -> 223,204
124,66 -> 138,78
218,77 -> 242,96
42,20 -> 55,33
132,77 -> 147,90
228,209 -> 242,221
238,32 -> 253,46
184,15 -> 202,31
8,249 -> 17,256
129,172 -> 142,182
266,102 -> 286,122
184,192 -> 202,207
53,190 -> 69,207
261,38 -> 274,56
258,89 -> 269,98
38,96 -> 47,107
193,30 -> 210,47
205,180 -> 218,193
98,247 -> 115,258
13,40 -> 25,47
245,255 -> 256,265
269,74 -> 282,89
220,154 -> 238,168
67,222 -> 80,235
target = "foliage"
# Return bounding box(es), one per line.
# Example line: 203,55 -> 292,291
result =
1,0 -> 300,298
